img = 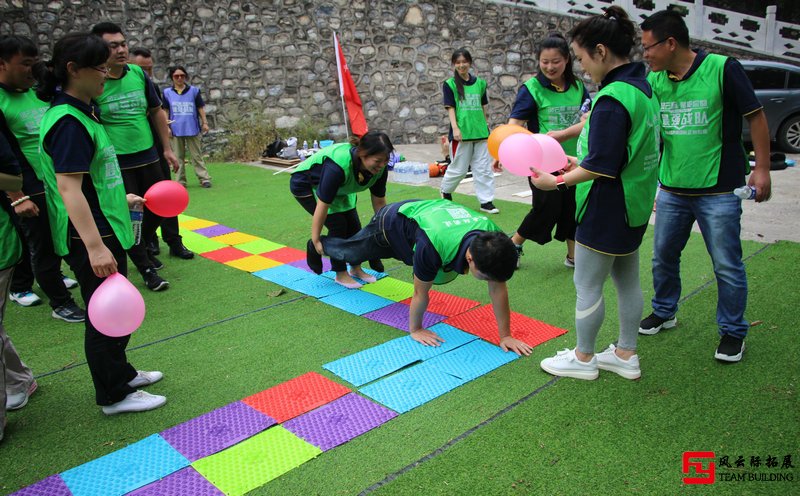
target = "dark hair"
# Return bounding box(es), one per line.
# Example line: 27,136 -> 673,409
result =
167,65 -> 188,79
0,35 -> 38,61
470,231 -> 517,282
352,130 -> 394,157
451,47 -> 473,102
90,22 -> 124,37
641,9 -> 690,48
569,5 -> 637,58
537,32 -> 577,90
130,47 -> 152,58
34,32 -> 110,101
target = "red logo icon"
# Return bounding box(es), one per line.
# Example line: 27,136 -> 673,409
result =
683,451 -> 716,484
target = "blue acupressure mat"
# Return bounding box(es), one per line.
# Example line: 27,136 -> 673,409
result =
320,267 -> 388,283
319,290 -> 395,315
284,274 -> 350,298
425,339 -> 520,382
252,264 -> 310,285
359,362 -> 465,413
60,434 -> 190,496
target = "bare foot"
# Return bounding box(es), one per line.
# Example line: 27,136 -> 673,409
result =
335,273 -> 363,289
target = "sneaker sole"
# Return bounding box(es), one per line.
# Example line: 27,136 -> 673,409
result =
51,310 -> 85,323
148,281 -> 170,291
638,317 -> 677,335
9,296 -> 43,307
540,362 -> 598,380
102,397 -> 167,415
597,363 -> 641,380
714,342 -> 745,362
480,209 -> 500,214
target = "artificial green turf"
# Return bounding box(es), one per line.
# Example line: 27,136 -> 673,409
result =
1,163 -> 796,495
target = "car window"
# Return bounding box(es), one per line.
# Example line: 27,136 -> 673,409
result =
789,71 -> 800,89
745,68 -> 786,90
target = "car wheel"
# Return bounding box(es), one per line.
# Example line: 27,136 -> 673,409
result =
777,114 -> 800,153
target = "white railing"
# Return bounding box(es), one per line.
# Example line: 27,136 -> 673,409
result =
488,0 -> 800,61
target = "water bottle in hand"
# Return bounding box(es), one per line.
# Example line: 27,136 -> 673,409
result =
572,98 -> 591,125
130,203 -> 143,244
734,186 -> 756,200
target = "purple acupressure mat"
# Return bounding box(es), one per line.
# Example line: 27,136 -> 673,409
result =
288,258 -> 332,274
10,475 -> 72,496
363,302 -> 447,332
282,393 -> 397,451
194,224 -> 236,237
128,467 -> 222,496
160,401 -> 276,462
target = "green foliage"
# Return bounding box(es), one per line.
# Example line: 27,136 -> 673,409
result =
212,113 -> 330,162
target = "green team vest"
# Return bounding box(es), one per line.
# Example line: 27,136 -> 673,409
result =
575,81 -> 660,228
95,64 -> 154,155
647,54 -> 727,189
38,104 -> 133,256
292,143 -> 383,213
1,207 -> 22,269
398,199 -> 502,284
524,77 -> 585,155
445,76 -> 489,140
0,87 -> 49,179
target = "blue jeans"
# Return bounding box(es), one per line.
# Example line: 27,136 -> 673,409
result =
321,203 -> 400,266
651,190 -> 748,338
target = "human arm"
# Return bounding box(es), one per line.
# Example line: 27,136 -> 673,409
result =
447,106 -> 461,142
148,106 -> 179,171
745,109 -> 771,202
310,199 -> 329,255
198,106 -> 209,134
370,193 -> 386,214
547,120 -> 585,143
408,275 -> 444,346
530,165 -> 597,191
488,280 -> 531,356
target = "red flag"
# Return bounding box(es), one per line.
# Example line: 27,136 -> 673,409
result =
334,32 -> 368,137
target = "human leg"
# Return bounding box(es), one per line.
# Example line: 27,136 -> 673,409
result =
470,140 -> 496,206
0,267 -> 36,410
186,134 -> 210,183
439,140 -> 471,195
122,166 -> 168,291
321,207 -> 395,267
172,136 -> 187,186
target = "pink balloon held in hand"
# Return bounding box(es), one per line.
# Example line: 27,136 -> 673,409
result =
88,273 -> 146,337
498,133 -> 543,177
532,134 -> 568,174
143,180 -> 189,218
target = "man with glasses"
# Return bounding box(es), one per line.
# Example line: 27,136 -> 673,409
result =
90,23 -> 178,292
638,10 -> 772,362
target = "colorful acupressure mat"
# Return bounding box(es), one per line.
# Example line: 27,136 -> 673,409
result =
14,214 -> 568,495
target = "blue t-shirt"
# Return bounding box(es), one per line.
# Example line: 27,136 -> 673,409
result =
576,62 -> 652,255
658,50 -> 762,195
442,74 -> 489,142
508,72 -> 591,132
43,92 -> 114,237
289,147 -> 388,205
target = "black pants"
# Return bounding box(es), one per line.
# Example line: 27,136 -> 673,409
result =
10,195 -> 75,309
122,161 -> 165,273
294,195 -> 362,273
152,135 -> 181,246
516,178 -> 577,245
65,235 -> 137,405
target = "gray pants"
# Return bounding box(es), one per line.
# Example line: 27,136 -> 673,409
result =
574,244 -> 642,354
1,266 -> 35,432
172,134 -> 210,185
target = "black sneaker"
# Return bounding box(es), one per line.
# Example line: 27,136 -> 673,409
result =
148,254 -> 164,270
441,191 -> 453,201
306,239 -> 323,275
514,244 -> 523,270
147,238 -> 160,256
480,202 -> 500,214
715,334 -> 745,362
169,243 -> 195,259
638,312 -> 677,335
201,180 -> 212,188
143,268 -> 169,291
51,302 -> 86,323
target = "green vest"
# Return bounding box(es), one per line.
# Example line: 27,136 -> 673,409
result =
0,87 -> 49,179
38,104 -> 133,256
523,77 -> 585,155
95,64 -> 155,155
647,54 -> 727,189
292,143 -> 383,213
576,81 -> 660,228
445,77 -> 489,140
1,207 -> 22,270
398,199 -> 502,284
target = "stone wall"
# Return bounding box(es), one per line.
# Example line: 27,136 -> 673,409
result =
0,0 -> 784,149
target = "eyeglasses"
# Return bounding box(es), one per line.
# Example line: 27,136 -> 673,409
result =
91,66 -> 110,74
642,38 -> 669,54
172,74 -> 186,79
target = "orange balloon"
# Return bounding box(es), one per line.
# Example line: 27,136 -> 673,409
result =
488,124 -> 532,160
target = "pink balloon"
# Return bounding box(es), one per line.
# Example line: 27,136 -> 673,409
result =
88,273 -> 145,337
143,180 -> 189,218
532,134 -> 569,174
498,133 -> 542,177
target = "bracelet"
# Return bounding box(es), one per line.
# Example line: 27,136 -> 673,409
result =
10,195 -> 30,207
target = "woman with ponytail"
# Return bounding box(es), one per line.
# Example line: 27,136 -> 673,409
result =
441,48 -> 498,214
531,6 -> 660,381
36,32 -> 166,414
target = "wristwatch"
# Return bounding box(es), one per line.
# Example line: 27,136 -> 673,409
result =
556,174 -> 568,192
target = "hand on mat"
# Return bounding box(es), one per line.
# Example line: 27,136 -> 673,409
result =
500,336 -> 532,356
410,329 -> 445,347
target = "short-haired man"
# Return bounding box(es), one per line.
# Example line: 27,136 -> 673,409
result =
639,10 -> 772,362
308,199 -> 533,356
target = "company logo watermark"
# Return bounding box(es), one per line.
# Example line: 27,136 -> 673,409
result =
682,451 -> 795,484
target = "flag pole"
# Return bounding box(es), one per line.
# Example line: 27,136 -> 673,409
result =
333,32 -> 351,140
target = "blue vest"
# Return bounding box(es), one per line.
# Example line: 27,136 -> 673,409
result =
163,85 -> 201,136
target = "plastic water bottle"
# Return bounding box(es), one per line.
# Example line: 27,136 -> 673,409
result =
312,139 -> 319,149
130,203 -> 143,244
410,162 -> 428,184
395,162 -> 408,183
302,140 -> 308,150
734,186 -> 756,200
572,98 -> 592,124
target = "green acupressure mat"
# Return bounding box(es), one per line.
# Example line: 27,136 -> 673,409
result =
360,276 -> 415,301
179,230 -> 230,254
235,238 -> 286,255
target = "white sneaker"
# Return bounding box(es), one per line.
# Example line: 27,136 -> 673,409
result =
102,391 -> 166,415
6,381 -> 38,410
9,291 -> 42,307
540,348 -> 598,380
127,370 -> 164,388
62,275 -> 79,289
596,344 -> 641,379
